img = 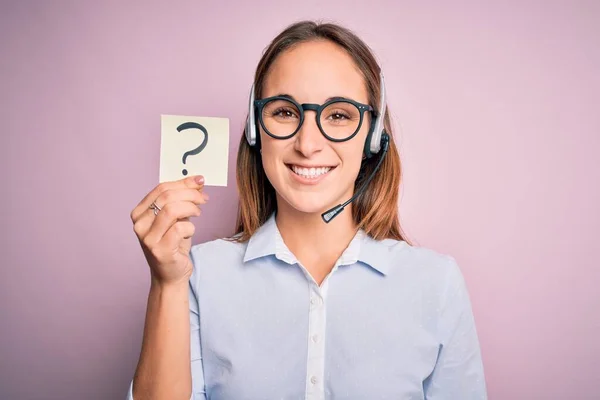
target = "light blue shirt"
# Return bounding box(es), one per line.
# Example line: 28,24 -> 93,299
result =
128,213 -> 487,399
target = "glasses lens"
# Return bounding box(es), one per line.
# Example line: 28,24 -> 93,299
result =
320,101 -> 362,140
261,99 -> 301,138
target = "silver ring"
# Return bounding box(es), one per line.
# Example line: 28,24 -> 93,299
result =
149,201 -> 161,216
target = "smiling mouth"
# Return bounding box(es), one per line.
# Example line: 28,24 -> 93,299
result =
286,164 -> 336,179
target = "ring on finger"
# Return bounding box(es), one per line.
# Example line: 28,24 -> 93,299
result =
149,201 -> 162,216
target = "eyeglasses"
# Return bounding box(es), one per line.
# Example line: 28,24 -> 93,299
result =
254,95 -> 375,142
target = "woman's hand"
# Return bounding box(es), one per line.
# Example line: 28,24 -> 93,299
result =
130,175 -> 208,286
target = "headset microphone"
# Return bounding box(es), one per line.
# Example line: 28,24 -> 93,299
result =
321,132 -> 390,223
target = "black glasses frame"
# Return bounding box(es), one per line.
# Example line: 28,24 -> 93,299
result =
254,96 -> 375,142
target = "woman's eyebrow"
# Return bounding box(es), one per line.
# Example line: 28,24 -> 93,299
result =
274,93 -> 296,101
326,96 -> 350,102
275,94 -> 356,103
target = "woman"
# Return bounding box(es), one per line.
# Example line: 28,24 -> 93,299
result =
128,21 -> 487,400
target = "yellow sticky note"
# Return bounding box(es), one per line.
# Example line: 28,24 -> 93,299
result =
159,115 -> 229,186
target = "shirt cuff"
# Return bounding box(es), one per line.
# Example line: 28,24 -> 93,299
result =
126,380 -> 134,400
126,380 -> 194,400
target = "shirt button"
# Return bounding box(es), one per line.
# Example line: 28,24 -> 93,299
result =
310,297 -> 320,306
310,376 -> 318,385
311,334 -> 320,343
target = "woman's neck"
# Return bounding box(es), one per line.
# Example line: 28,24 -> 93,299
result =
274,200 -> 359,283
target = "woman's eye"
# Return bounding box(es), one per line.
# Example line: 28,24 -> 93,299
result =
327,111 -> 351,121
273,108 -> 297,118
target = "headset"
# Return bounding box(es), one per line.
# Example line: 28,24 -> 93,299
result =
244,72 -> 391,223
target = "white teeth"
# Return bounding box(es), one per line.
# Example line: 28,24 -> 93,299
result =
291,165 -> 332,178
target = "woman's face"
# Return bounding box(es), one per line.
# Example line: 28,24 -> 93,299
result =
260,40 -> 371,216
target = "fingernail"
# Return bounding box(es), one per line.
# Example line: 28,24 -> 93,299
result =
195,176 -> 204,184
203,193 -> 210,200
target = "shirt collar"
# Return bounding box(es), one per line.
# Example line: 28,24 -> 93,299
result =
243,212 -> 394,275
242,213 -> 279,263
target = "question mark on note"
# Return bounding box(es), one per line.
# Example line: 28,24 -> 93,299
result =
177,122 -> 209,176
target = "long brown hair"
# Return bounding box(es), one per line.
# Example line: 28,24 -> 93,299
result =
231,20 -> 410,244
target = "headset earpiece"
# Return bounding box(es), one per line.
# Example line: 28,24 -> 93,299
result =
364,72 -> 387,159
363,118 -> 376,159
245,83 -> 257,147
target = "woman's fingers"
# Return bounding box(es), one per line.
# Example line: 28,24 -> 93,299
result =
132,187 -> 208,240
160,219 -> 197,250
130,175 -> 205,223
141,201 -> 202,247
130,175 -> 209,286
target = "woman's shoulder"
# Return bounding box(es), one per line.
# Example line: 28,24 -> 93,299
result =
372,239 -> 471,319
398,241 -> 457,269
371,237 -> 465,287
190,235 -> 247,260
187,235 -> 248,285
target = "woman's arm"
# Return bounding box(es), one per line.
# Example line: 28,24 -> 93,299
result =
127,175 -> 209,399
131,280 -> 192,400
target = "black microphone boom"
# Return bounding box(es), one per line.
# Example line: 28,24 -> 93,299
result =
321,132 -> 390,223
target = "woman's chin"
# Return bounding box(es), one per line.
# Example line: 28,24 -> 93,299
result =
279,193 -> 336,216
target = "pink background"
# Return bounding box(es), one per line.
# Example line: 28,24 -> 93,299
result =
2,1 -> 598,399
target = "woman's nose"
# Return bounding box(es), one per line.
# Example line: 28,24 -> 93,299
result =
293,112 -> 325,157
